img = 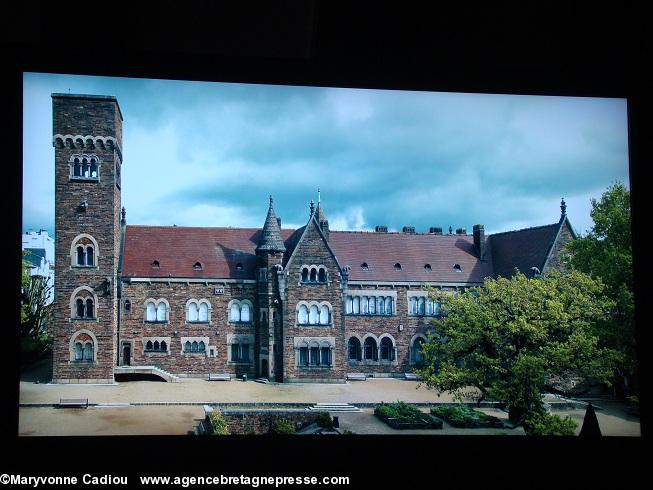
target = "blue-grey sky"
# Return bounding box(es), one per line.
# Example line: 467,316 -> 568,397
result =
23,72 -> 630,237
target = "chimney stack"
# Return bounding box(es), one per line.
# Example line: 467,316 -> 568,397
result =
455,227 -> 467,235
429,227 -> 443,234
375,226 -> 388,233
402,226 -> 416,234
473,224 -> 486,261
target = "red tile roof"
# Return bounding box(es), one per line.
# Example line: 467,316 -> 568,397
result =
329,231 -> 493,283
122,225 -> 295,279
122,222 -> 560,283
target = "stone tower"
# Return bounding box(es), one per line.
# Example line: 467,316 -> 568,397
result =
255,196 -> 286,381
51,94 -> 123,384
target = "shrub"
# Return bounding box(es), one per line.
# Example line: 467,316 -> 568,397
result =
315,411 -> 334,429
209,412 -> 229,435
431,406 -> 500,427
524,412 -> 577,436
271,418 -> 296,435
374,401 -> 427,423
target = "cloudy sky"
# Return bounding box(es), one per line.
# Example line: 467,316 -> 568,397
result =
23,72 -> 630,237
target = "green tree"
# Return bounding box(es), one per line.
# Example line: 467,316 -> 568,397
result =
417,271 -> 621,429
563,182 -> 635,394
20,252 -> 53,361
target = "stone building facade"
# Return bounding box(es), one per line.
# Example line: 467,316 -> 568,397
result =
51,94 -> 577,384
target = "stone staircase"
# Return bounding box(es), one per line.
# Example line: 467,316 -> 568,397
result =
114,365 -> 180,383
305,402 -> 361,412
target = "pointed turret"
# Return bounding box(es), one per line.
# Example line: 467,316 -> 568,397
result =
256,195 -> 286,252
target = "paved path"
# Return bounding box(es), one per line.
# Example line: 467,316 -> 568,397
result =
20,378 -> 457,405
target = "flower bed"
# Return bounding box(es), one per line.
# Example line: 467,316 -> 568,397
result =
430,406 -> 504,428
374,402 -> 443,430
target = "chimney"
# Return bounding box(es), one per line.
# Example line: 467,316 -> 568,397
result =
429,227 -> 443,234
375,226 -> 388,233
455,227 -> 467,235
402,226 -> 416,234
473,224 -> 486,261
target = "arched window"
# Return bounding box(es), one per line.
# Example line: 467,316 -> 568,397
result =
385,297 -> 393,315
156,303 -> 166,321
146,341 -> 153,350
73,158 -> 81,177
77,246 -> 85,266
318,268 -> 327,282
320,346 -> 331,366
409,297 -> 417,315
310,344 -> 319,365
188,303 -> 199,322
353,296 -> 360,314
380,337 -> 395,361
90,158 -> 98,178
377,297 -> 385,314
241,304 -> 250,323
231,340 -> 250,362
361,296 -> 369,314
319,305 -> 330,324
348,337 -> 362,361
198,302 -> 209,322
308,305 -> 319,324
198,341 -> 206,352
298,305 -> 309,324
153,341 -> 160,351
346,296 -> 353,314
413,337 -> 425,364
71,235 -> 98,267
299,344 -> 309,366
191,341 -> 198,352
85,246 -> 94,265
364,338 -> 378,361
418,297 -> 425,315
124,300 -> 131,313
76,299 -> 85,318
74,342 -> 83,361
146,302 -> 156,322
82,158 -> 90,177
301,268 -> 309,282
82,343 -> 93,361
310,268 -> 317,282
230,303 -> 241,322
160,340 -> 167,351
85,298 -> 94,319
184,341 -> 191,352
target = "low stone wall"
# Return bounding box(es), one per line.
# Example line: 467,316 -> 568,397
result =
219,409 -> 328,435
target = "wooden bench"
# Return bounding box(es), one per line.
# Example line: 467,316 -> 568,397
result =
59,398 -> 89,408
346,373 -> 367,381
208,373 -> 231,381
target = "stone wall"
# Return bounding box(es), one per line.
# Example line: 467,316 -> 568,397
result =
218,409 -> 328,435
282,220 -> 345,381
119,281 -> 257,377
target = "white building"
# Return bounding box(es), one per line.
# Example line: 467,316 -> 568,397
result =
22,229 -> 55,304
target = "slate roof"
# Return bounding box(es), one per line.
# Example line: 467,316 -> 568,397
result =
256,198 -> 286,252
488,222 -> 561,278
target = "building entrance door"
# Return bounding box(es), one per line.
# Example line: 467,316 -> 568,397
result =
261,359 -> 269,378
122,343 -> 131,366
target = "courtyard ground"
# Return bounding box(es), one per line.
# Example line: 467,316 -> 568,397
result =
18,362 -> 640,436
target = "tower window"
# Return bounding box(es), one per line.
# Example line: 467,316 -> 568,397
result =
70,154 -> 100,181
71,235 -> 98,267
193,262 -> 203,271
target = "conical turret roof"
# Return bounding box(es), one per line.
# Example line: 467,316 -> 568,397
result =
256,196 -> 286,252
316,203 -> 327,224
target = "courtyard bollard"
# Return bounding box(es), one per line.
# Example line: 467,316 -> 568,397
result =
243,374 -> 247,382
